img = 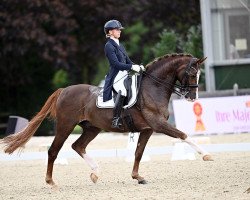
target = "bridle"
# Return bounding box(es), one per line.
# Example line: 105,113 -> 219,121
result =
142,57 -> 199,97
176,57 -> 199,93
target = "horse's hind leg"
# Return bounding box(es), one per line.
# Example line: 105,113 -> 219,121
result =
45,121 -> 75,188
132,129 -> 153,184
71,122 -> 101,183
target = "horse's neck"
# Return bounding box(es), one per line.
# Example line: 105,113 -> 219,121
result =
141,56 -> 191,109
143,59 -> 182,103
153,61 -> 178,86
141,71 -> 175,106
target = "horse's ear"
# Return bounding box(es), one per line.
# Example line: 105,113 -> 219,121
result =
196,57 -> 207,65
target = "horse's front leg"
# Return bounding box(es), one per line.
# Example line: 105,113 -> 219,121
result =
182,136 -> 213,161
131,129 -> 153,184
160,124 -> 213,161
150,117 -> 213,161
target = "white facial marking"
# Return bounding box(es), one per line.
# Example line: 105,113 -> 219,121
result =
195,70 -> 201,100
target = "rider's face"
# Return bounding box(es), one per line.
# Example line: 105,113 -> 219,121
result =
109,29 -> 121,39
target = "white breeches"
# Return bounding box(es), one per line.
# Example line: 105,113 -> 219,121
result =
113,70 -> 128,96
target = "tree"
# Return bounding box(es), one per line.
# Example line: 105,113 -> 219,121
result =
0,0 -> 202,135
0,0 -> 80,134
182,25 -> 205,89
153,29 -> 179,57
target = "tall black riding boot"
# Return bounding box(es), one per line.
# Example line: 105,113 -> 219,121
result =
111,95 -> 125,129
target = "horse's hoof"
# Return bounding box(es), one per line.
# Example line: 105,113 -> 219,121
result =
203,154 -> 214,161
138,180 -> 147,184
244,187 -> 250,193
51,184 -> 59,191
46,178 -> 58,190
90,173 -> 98,183
46,181 -> 59,190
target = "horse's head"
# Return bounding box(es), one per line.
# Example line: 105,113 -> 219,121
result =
176,57 -> 207,101
143,54 -> 206,102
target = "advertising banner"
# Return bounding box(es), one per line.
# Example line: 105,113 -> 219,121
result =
173,96 -> 250,135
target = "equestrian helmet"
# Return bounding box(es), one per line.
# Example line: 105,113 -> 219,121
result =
104,20 -> 124,35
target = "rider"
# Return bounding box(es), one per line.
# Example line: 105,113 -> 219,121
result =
103,19 -> 145,129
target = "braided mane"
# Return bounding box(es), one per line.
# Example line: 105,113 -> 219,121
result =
146,53 -> 193,69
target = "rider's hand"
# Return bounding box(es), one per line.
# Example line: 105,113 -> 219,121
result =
131,64 -> 141,73
139,65 -> 146,71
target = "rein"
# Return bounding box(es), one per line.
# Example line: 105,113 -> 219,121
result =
142,71 -> 184,96
142,58 -> 199,97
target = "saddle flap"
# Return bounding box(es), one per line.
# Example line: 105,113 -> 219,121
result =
123,75 -> 132,105
96,74 -> 139,109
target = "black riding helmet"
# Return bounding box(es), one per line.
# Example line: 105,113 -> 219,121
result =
104,20 -> 124,35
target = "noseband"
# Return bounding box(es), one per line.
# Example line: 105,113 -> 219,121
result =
142,58 -> 199,97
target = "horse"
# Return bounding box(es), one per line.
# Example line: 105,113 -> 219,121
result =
0,53 -> 213,188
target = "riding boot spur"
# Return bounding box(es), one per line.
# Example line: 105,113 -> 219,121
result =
111,95 -> 125,129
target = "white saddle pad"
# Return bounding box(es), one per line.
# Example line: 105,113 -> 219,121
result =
96,74 -> 139,109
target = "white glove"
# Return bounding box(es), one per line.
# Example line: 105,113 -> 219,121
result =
140,65 -> 146,71
131,64 -> 141,73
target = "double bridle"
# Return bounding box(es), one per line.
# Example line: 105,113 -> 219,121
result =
142,58 -> 199,97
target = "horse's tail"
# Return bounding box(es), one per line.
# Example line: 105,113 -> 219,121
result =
1,88 -> 63,154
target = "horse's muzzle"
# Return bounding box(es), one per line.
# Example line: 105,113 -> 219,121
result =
185,90 -> 198,102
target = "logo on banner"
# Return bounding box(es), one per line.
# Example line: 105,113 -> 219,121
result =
246,100 -> 250,108
193,102 -> 205,131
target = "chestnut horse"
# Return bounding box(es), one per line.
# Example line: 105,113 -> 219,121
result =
1,53 -> 212,188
